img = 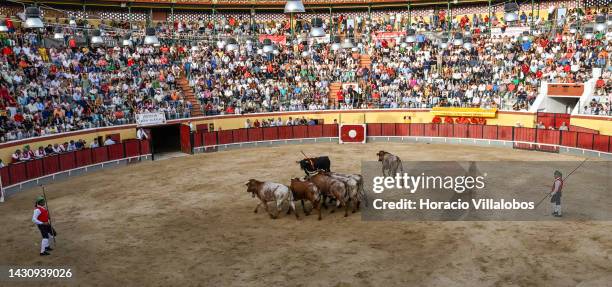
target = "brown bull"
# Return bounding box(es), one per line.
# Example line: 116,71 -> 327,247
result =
307,173 -> 350,217
245,179 -> 298,219
290,178 -> 322,220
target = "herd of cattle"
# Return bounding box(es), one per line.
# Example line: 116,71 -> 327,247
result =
244,151 -> 403,220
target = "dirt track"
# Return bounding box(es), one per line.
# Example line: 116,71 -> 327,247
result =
1,142 -> 611,287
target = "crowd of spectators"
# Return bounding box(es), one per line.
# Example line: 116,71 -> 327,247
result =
7,135 -> 116,165
0,4 -> 610,144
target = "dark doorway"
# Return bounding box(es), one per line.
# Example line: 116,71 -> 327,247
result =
150,124 -> 181,155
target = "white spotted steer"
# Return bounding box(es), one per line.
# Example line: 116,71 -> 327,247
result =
245,179 -> 298,219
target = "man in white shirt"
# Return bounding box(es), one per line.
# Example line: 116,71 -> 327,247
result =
137,128 -> 149,140
104,136 -> 116,146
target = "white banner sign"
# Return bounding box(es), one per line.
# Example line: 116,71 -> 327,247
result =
136,112 -> 166,126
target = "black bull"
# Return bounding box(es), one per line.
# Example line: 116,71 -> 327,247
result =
298,156 -> 331,176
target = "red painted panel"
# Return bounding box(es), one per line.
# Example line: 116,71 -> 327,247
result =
438,124 -> 453,137
409,124 -> 425,136
424,124 -> 439,137
193,132 -> 203,147
203,132 -> 218,146
263,127 -> 278,140
322,124 -> 339,137
395,124 -> 409,136
308,125 -> 323,138
9,162 -> 26,185
577,132 -> 594,150
570,125 -> 599,134
367,124 -> 382,136
536,130 -> 561,145
536,129 -> 560,152
381,124 -> 396,136
453,124 -> 469,138
468,125 -> 484,139
43,154 -> 60,175
196,124 -> 208,132
180,125 -> 192,154
248,128 -> 263,142
108,144 -> 125,160
75,149 -> 93,167
140,140 -> 151,155
593,135 -> 609,152
278,126 -> 293,139
560,131 -> 578,147
293,126 -> 308,138
124,140 -> 141,157
92,147 -> 109,163
0,167 -> 9,187
232,129 -> 248,143
59,152 -> 77,170
514,127 -> 536,142
26,159 -> 44,179
108,133 -> 121,143
482,126 -> 498,140
497,126 -> 513,141
537,116 -> 555,129
217,130 -> 234,144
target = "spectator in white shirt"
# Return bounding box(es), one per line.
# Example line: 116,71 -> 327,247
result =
104,136 -> 116,146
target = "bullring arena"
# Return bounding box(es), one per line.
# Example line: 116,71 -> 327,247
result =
0,0 -> 611,285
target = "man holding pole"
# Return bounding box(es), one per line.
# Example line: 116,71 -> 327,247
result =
32,196 -> 56,256
551,170 -> 563,217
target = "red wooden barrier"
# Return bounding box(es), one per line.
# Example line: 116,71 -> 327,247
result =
92,147 -> 109,163
570,125 -> 599,134
43,154 -> 60,175
293,125 -> 308,138
536,129 -> 560,152
410,123 -> 425,136
593,135 -> 610,152
248,128 -> 263,142
278,126 -> 293,139
395,124 -> 409,136
497,126 -> 513,141
560,131 -> 578,147
438,124 -> 452,137
193,132 -> 203,147
75,149 -> 93,167
577,132 -> 594,150
322,124 -> 338,137
367,124 -> 382,136
308,125 -> 323,138
381,123 -> 396,136
59,152 -> 77,170
453,124 -> 469,138
0,167 -> 9,186
262,127 -> 278,141
203,132 -> 217,146
514,127 -> 536,142
140,140 -> 151,155
179,125 -> 192,154
9,162 -> 26,185
514,127 -> 536,150
483,126 -> 498,140
468,125 -> 484,139
124,140 -> 141,157
26,159 -> 44,180
217,130 -> 234,144
232,129 -> 248,143
536,129 -> 561,145
424,124 -> 439,137
108,144 -> 125,160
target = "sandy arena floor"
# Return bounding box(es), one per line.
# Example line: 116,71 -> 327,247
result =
1,142 -> 611,287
